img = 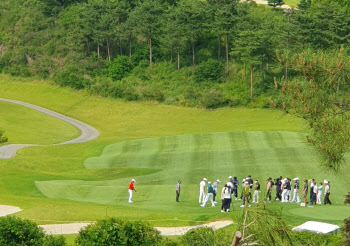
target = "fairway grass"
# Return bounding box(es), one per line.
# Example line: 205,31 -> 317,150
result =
0,74 -> 349,228
0,101 -> 80,145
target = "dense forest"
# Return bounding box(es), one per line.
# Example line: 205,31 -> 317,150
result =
0,0 -> 350,108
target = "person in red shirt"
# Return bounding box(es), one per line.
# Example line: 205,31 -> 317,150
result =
128,179 -> 136,203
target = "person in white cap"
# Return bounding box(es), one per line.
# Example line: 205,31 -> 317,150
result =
317,182 -> 323,204
212,179 -> 220,203
281,178 -> 288,203
201,181 -> 215,207
290,178 -> 301,203
128,179 -> 136,203
199,178 -> 207,203
324,180 -> 332,205
252,180 -> 260,203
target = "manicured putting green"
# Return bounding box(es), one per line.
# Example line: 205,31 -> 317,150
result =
0,101 -> 80,145
35,130 -> 322,206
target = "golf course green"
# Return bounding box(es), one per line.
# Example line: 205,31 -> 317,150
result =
0,75 -> 349,228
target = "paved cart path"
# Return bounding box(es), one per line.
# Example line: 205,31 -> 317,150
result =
39,220 -> 234,236
0,206 -> 233,236
0,98 -> 99,159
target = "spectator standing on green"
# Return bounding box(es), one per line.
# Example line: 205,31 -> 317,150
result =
201,181 -> 215,207
212,179 -> 220,203
240,181 -> 251,208
302,180 -> 308,204
176,180 -> 181,202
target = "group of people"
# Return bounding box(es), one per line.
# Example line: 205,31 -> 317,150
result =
196,175 -> 332,212
127,176 -> 332,208
266,176 -> 332,205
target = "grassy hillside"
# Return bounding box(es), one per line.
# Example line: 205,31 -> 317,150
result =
0,75 -> 349,228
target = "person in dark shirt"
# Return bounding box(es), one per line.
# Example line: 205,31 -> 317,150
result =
291,177 -> 301,203
176,180 -> 181,202
302,180 -> 308,204
275,177 -> 282,201
266,177 -> 273,201
233,177 -> 239,200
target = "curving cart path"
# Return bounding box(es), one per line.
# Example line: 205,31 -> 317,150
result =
39,219 -> 234,236
0,98 -> 100,159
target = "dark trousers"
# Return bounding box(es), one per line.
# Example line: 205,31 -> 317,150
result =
311,193 -> 316,204
176,191 -> 180,202
243,196 -> 249,205
276,189 -> 281,200
266,189 -> 271,201
213,191 -> 217,201
324,193 -> 332,205
223,198 -> 230,211
233,189 -> 238,198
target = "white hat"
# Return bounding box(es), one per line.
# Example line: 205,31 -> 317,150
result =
293,177 -> 299,181
203,178 -> 207,181
216,179 -> 220,183
242,179 -> 246,182
284,178 -> 288,181
131,179 -> 135,182
254,180 -> 258,184
228,176 -> 232,179
208,181 -> 211,184
324,180 -> 329,184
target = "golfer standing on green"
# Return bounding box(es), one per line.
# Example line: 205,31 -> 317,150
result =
128,179 -> 136,203
176,180 -> 181,202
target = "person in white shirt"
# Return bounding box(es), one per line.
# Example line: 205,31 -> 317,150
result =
252,180 -> 260,203
222,184 -> 232,212
311,181 -> 317,205
199,178 -> 207,203
281,178 -> 288,203
290,178 -> 301,203
317,182 -> 323,204
324,181 -> 332,205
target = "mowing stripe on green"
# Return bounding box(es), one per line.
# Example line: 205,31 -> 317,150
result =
36,130 -> 327,207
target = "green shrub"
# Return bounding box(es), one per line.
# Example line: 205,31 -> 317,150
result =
0,130 -> 8,143
3,64 -> 30,77
53,66 -> 88,89
194,59 -> 224,83
43,235 -> 67,246
290,231 -> 342,245
182,227 -> 216,246
76,218 -> 161,246
201,89 -> 226,109
0,216 -> 45,246
107,56 -> 132,81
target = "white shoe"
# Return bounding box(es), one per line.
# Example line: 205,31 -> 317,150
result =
211,205 -> 215,207
248,205 -> 251,207
226,209 -> 229,212
213,201 -> 217,204
251,202 -> 255,204
240,205 -> 245,208
221,210 -> 225,213
200,204 -> 204,207
235,198 -> 238,200
128,201 -> 133,203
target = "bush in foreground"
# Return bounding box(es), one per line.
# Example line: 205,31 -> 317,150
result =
0,216 -> 66,246
76,218 -> 161,246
